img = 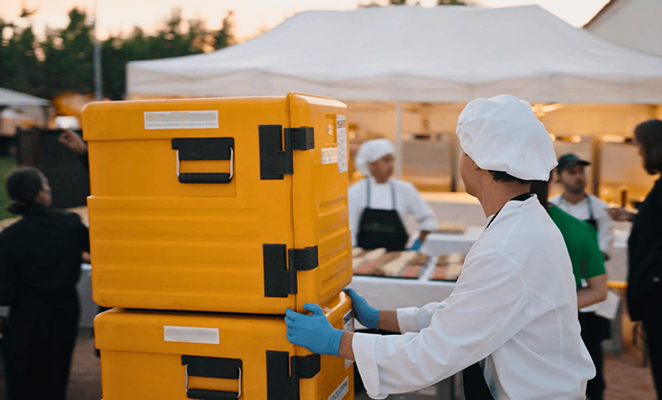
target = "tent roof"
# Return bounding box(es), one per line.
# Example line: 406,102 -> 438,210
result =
127,5 -> 662,104
0,87 -> 50,107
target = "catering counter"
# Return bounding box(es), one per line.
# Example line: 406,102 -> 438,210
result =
349,258 -> 454,313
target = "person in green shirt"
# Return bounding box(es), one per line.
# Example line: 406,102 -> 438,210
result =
531,179 -> 608,400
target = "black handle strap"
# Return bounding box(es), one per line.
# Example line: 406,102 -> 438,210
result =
178,173 -> 231,184
182,356 -> 242,400
172,138 -> 234,184
186,389 -> 239,400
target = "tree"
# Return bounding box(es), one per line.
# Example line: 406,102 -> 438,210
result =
214,11 -> 236,50
0,10 -> 42,96
41,8 -> 95,98
0,6 -> 237,100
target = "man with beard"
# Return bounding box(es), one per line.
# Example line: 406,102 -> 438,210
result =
550,154 -> 614,261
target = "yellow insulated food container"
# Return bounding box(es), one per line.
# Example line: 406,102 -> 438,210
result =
94,292 -> 355,400
82,93 -> 352,313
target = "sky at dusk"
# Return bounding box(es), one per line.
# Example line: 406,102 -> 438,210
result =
1,0 -> 610,42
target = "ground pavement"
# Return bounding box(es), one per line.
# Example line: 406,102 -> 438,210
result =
0,328 -> 656,400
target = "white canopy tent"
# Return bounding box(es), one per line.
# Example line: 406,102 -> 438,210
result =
127,5 -> 662,197
0,87 -> 50,131
0,87 -> 49,107
128,4 -> 662,104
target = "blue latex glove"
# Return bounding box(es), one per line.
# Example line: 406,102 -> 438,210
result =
407,239 -> 423,252
344,288 -> 379,329
285,303 -> 344,356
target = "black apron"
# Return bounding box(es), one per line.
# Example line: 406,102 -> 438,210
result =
462,192 -> 531,400
584,195 -> 598,231
356,179 -> 409,252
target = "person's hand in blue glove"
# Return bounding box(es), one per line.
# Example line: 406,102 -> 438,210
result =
344,288 -> 379,329
406,239 -> 423,252
285,303 -> 344,356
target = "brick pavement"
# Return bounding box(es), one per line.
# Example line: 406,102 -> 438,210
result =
0,329 -> 657,399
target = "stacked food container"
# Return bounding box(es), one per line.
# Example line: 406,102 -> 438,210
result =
82,93 -> 355,400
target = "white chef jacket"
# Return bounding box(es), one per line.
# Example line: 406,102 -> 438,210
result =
352,195 -> 595,399
549,194 -> 613,255
348,178 -> 437,246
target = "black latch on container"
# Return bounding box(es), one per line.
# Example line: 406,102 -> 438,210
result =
259,125 -> 314,180
266,351 -> 319,400
284,127 -> 315,151
259,125 -> 292,180
288,247 -> 318,272
263,245 -> 319,298
291,354 -> 321,379
263,244 -> 296,298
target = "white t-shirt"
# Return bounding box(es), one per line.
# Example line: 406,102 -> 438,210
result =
352,196 -> 595,399
347,178 -> 437,246
550,193 -> 614,254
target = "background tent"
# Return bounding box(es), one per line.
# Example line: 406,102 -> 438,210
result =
127,4 -> 662,104
127,5 -> 662,201
0,87 -> 50,108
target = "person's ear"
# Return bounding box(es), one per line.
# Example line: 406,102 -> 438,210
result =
34,189 -> 49,205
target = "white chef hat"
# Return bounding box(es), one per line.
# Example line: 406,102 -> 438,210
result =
354,139 -> 395,177
456,95 -> 557,181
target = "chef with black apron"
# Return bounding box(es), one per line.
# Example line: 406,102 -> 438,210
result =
348,139 -> 437,252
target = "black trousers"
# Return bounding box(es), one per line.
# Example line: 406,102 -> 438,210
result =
579,312 -> 608,400
642,289 -> 662,399
463,362 -> 494,400
3,290 -> 80,400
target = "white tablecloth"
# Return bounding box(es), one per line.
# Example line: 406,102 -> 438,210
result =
420,227 -> 483,257
347,260 -> 456,326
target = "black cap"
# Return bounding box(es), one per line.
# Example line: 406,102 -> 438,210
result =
557,153 -> 590,173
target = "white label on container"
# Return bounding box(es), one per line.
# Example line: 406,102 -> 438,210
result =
163,326 -> 219,344
322,148 -> 339,165
336,115 -> 348,173
329,377 -> 350,400
144,110 -> 219,130
343,310 -> 354,369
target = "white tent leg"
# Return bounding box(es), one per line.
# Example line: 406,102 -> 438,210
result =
395,102 -> 402,179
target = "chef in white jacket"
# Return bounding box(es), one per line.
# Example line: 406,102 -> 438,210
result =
285,95 -> 595,400
349,139 -> 437,252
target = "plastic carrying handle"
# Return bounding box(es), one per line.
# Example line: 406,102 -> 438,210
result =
186,389 -> 239,400
172,138 -> 234,184
182,355 -> 242,400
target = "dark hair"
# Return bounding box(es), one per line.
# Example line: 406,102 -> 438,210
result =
529,180 -> 550,211
489,170 -> 530,185
6,167 -> 46,215
634,119 -> 662,175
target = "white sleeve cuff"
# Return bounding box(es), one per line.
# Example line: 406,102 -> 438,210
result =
420,219 -> 438,232
396,307 -> 420,333
353,332 -> 387,399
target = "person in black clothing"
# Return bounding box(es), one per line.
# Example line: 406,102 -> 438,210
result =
58,129 -> 89,169
0,167 -> 90,400
608,119 -> 662,399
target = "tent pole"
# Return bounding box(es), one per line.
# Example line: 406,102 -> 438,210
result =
395,102 -> 402,179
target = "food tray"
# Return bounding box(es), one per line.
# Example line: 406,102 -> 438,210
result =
352,248 -> 430,279
429,253 -> 466,281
